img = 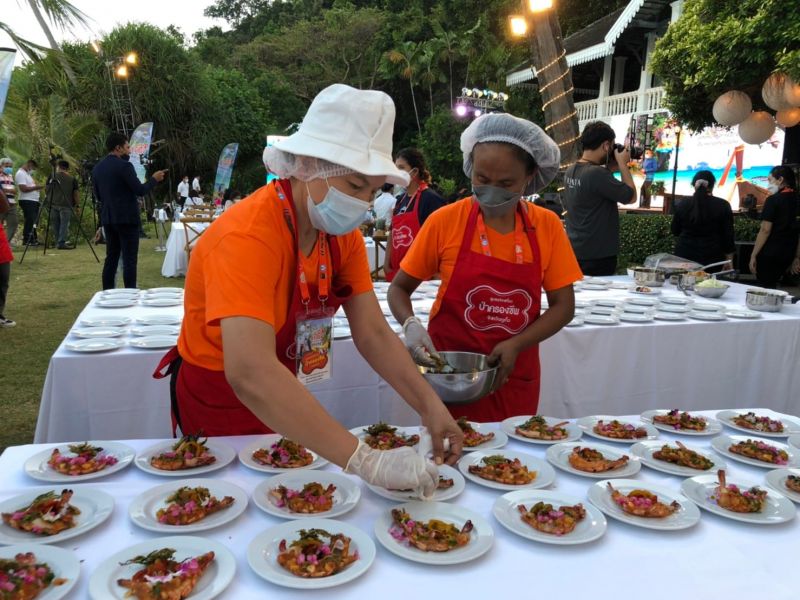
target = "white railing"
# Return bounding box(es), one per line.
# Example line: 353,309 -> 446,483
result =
604,90 -> 640,117
575,86 -> 667,127
645,86 -> 665,112
576,100 -> 598,122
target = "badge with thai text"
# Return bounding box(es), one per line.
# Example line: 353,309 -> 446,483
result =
295,313 -> 333,385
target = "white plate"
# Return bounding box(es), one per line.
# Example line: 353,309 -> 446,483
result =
128,335 -> 178,350
141,297 -> 182,307
790,435 -> 800,450
630,441 -> 725,477
79,316 -> 131,327
654,311 -> 687,321
583,314 -> 619,326
129,478 -> 248,533
583,277 -> 611,285
640,409 -> 723,436
628,287 -> 661,296
146,287 -> 184,294
89,535 -> 235,599
130,325 -> 181,337
63,338 -> 124,353
626,297 -> 659,307
587,306 -> 618,316
619,312 -> 654,323
608,282 -> 629,290
95,298 -> 137,308
765,469 -> 800,504
588,479 -> 700,530
0,544 -> 80,599
581,283 -> 609,291
716,409 -> 800,437
349,425 -> 421,445
710,434 -> 800,469
620,303 -> 655,314
545,442 -> 641,479
692,302 -> 725,312
24,441 -> 135,482
659,295 -> 693,306
252,471 -> 361,519
136,314 -> 182,326
458,450 -> 556,491
135,439 -> 236,477
591,299 -> 621,308
141,293 -> 183,301
248,518 -> 375,589
238,435 -> 329,473
71,327 -> 126,338
576,415 -> 659,443
100,288 -> 140,295
688,310 -> 727,321
0,488 -> 114,545
574,299 -> 591,309
681,474 -> 796,524
724,309 -> 762,319
456,421 -> 509,452
364,464 -> 465,502
500,415 -> 582,445
374,501 -> 493,565
657,303 -> 691,313
566,315 -> 584,327
99,292 -> 138,301
492,489 -> 607,545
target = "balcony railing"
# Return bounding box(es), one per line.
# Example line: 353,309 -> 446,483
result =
575,86 -> 666,126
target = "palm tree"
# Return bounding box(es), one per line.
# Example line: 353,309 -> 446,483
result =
417,40 -> 446,118
431,20 -> 460,108
385,41 -> 422,135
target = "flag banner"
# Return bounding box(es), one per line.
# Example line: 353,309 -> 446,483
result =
213,143 -> 239,196
0,48 -> 16,117
129,122 -> 154,183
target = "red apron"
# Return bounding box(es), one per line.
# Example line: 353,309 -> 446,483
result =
386,183 -> 427,281
154,181 -> 351,437
0,228 -> 12,263
427,200 -> 543,422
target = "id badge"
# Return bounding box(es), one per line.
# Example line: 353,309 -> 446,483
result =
295,310 -> 333,386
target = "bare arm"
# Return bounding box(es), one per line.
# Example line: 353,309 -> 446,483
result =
383,232 -> 392,277
221,316 -> 358,467
387,269 -> 420,324
749,221 -> 772,275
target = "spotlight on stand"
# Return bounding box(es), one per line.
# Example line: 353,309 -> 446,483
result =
455,104 -> 469,117
453,86 -> 509,119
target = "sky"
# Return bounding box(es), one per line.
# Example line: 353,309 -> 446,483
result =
1,0 -> 229,66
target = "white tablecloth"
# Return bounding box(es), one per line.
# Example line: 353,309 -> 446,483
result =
35,279 -> 800,444
4,413 -> 798,599
161,222 -> 211,278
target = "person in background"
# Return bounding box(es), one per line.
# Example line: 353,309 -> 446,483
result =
223,190 -> 242,211
92,132 -> 167,289
177,175 -> 190,208
15,159 -> 44,245
670,170 -> 734,272
388,113 -> 581,421
185,189 -> 203,207
373,182 -> 396,226
0,158 -> 18,243
383,148 -> 445,281
562,121 -> 637,275
750,166 -> 799,288
640,149 -> 658,208
0,186 -> 14,327
50,160 -> 80,250
192,174 -> 201,193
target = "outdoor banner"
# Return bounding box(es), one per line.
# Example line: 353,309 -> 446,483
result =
213,143 -> 239,196
0,48 -> 16,117
128,122 -> 154,183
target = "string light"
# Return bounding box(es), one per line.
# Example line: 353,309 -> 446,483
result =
535,49 -> 566,76
541,85 -> 575,111
538,68 -> 570,95
544,110 -> 578,131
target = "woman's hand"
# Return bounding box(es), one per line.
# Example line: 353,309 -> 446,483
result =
488,338 -> 522,391
345,442 -> 439,498
749,254 -> 758,275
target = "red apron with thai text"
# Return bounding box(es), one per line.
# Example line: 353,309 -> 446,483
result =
427,201 -> 543,422
386,183 -> 427,281
154,181 -> 351,436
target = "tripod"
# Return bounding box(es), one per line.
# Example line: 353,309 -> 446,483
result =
72,170 -> 102,248
19,157 -> 99,264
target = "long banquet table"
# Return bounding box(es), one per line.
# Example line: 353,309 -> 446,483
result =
4,412 -> 798,599
35,277 -> 800,443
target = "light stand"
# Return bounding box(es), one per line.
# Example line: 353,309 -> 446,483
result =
153,205 -> 169,251
670,126 -> 683,214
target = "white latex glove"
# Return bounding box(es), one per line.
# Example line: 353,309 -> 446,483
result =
402,316 -> 441,366
345,441 -> 439,498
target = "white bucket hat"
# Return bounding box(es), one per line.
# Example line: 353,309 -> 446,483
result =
272,84 -> 410,187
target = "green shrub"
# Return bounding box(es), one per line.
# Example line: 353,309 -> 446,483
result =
733,215 -> 760,242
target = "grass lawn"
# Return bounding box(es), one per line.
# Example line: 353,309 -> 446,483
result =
0,226 -> 183,452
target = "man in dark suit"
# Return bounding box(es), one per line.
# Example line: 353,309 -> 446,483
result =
93,132 -> 167,289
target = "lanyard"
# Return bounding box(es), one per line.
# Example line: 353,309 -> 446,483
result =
397,182 -> 428,215
276,181 -> 330,308
476,209 -> 525,265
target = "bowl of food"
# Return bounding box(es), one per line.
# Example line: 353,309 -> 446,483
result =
633,267 -> 666,287
417,351 -> 498,404
678,270 -> 709,290
745,288 -> 787,312
694,279 -> 730,298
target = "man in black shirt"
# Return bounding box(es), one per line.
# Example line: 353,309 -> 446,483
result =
92,132 -> 166,289
563,122 -> 636,275
49,160 -> 79,249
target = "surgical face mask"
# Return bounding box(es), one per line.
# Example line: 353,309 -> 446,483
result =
306,181 -> 370,235
393,184 -> 407,196
767,181 -> 780,195
2,167 -> 11,175
473,184 -> 523,218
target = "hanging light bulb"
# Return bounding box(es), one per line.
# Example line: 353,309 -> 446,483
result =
510,16 -> 528,36
529,0 -> 554,12
115,64 -> 128,78
125,52 -> 138,66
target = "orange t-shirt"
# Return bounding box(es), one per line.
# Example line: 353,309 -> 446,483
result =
400,198 -> 582,319
178,182 -> 374,370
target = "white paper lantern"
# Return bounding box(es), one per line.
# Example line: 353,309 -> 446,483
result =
738,111 -> 776,144
712,91 -> 752,126
776,108 -> 800,128
762,73 -> 793,111
784,76 -> 800,107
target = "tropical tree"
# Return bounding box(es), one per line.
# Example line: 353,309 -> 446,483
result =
383,40 -> 422,134
430,20 -> 460,108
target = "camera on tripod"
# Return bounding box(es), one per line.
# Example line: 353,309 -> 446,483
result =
48,144 -> 64,166
613,143 -> 644,160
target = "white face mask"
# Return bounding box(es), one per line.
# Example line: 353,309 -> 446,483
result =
306,181 -> 370,235
767,181 -> 781,195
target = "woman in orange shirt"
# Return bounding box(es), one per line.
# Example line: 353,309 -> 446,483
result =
155,84 -> 462,496
388,113 -> 582,422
